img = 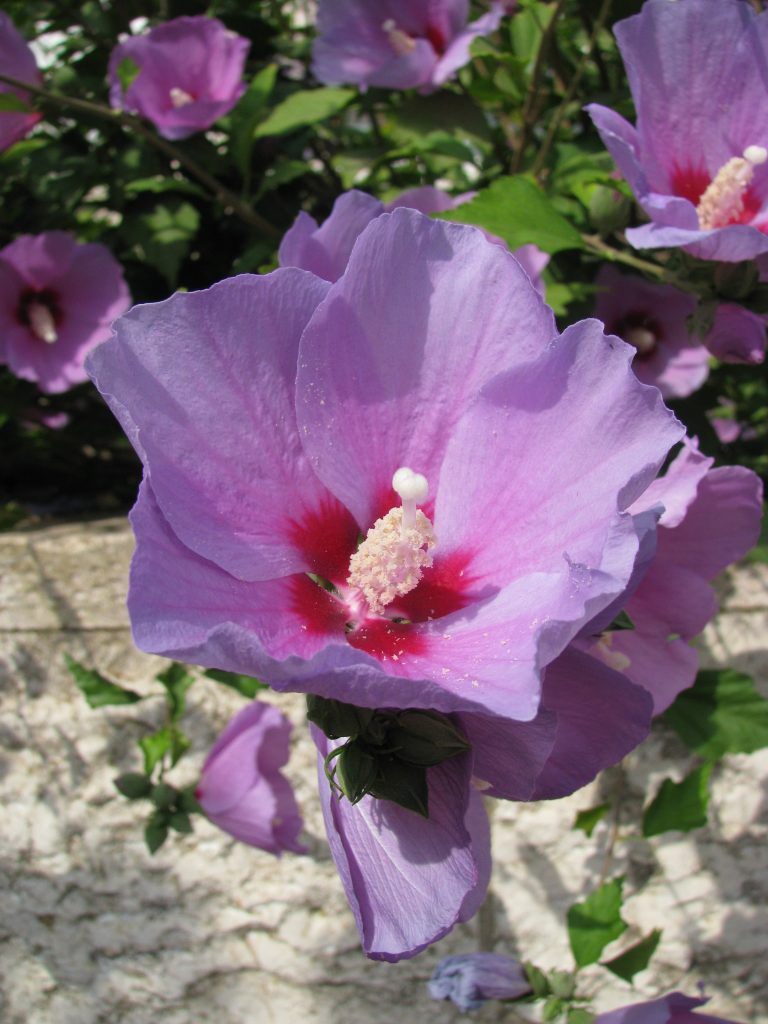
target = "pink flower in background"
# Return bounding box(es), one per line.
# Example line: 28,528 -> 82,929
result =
705,304 -> 766,365
279,187 -> 550,293
595,992 -> 743,1024
108,16 -> 249,140
594,266 -> 709,400
0,13 -> 42,153
196,701 -> 305,855
587,0 -> 768,261
313,0 -> 505,92
0,232 -> 130,394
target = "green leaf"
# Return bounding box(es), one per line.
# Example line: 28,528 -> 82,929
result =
150,782 -> 177,809
543,997 -> 566,1022
602,929 -> 662,982
388,92 -> 491,145
139,729 -> 172,776
230,64 -> 278,175
156,662 -> 195,722
116,57 -> 140,93
548,971 -> 576,1000
642,764 -> 712,837
567,878 -> 627,967
124,176 -> 207,198
665,669 -> 768,759
114,773 -> 152,799
203,668 -> 268,698
168,811 -> 193,834
568,1011 -> 595,1024
124,199 -> 200,287
254,87 -> 355,137
524,962 -> 551,999
438,177 -> 585,254
574,803 -> 610,838
0,93 -> 31,113
178,786 -> 202,815
145,811 -> 169,854
66,655 -> 142,709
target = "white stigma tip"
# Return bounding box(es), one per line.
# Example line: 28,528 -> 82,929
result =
392,467 -> 428,504
28,301 -> 58,344
382,19 -> 396,30
744,145 -> 768,166
169,87 -> 194,108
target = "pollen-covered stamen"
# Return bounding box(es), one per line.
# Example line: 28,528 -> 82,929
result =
347,467 -> 435,616
382,18 -> 417,56
27,301 -> 58,344
696,145 -> 768,229
169,87 -> 195,108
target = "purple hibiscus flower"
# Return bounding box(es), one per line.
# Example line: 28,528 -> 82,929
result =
587,0 -> 768,261
0,13 -> 43,153
89,209 -> 684,958
428,953 -> 531,1011
312,0 -> 505,92
595,992 -> 744,1024
705,304 -> 766,365
584,439 -> 762,715
196,701 -> 305,855
0,232 -> 130,394
278,186 -> 550,293
108,16 -> 249,141
594,266 -> 709,400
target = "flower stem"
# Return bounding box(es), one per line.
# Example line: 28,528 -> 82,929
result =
0,72 -> 280,239
582,233 -> 669,280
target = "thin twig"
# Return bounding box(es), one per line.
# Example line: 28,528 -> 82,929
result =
0,72 -> 280,238
582,233 -> 668,279
597,766 -> 625,888
532,0 -> 613,180
510,0 -> 569,174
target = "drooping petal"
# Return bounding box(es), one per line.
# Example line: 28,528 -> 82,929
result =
592,629 -> 700,716
706,304 -> 766,365
460,705 -> 557,800
429,953 -> 531,1012
630,438 -> 712,528
594,991 -> 742,1024
531,647 -> 653,800
88,270 -> 341,582
296,209 -> 555,527
313,726 -> 489,962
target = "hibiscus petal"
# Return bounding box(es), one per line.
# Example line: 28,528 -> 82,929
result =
296,208 -> 555,528
88,269 -> 336,581
461,706 -> 557,801
279,191 -> 384,282
312,726 -> 489,962
531,647 -> 653,800
596,630 -> 700,716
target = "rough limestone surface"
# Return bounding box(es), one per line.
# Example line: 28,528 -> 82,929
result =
0,519 -> 766,1024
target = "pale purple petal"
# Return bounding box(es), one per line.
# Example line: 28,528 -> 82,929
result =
706,304 -> 766,365
595,991 -> 742,1024
626,222 -> 768,263
296,209 -> 555,528
531,646 -> 652,800
313,726 -> 488,962
432,4 -> 504,86
88,270 -> 339,582
385,186 -> 458,214
0,13 -> 42,153
591,629 -> 700,716
630,438 -> 713,529
108,16 -> 249,140
278,191 -> 384,282
461,706 -> 557,800
197,701 -> 305,855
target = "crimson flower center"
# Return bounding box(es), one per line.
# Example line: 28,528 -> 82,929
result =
613,311 -> 660,359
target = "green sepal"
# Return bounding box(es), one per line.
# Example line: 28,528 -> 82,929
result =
114,772 -> 152,800
368,760 -> 429,818
388,710 -> 470,766
607,610 -> 635,632
150,782 -> 177,809
168,811 -> 193,834
524,962 -> 551,999
145,810 -> 169,854
306,695 -> 374,739
548,971 -> 576,1001
335,742 -> 378,804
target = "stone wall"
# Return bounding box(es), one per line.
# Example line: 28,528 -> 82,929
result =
1,520 -> 766,1023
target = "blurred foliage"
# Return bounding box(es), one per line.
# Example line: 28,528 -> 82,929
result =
0,0 -> 766,523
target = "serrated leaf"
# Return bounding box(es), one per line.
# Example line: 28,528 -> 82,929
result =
66,655 -> 142,709
567,878 -> 627,967
574,803 -> 610,837
603,929 -> 662,982
254,87 -> 354,137
156,662 -> 195,722
114,773 -> 152,799
203,668 -> 267,698
230,64 -> 278,175
665,669 -> 768,759
438,177 -> 585,254
642,764 -> 712,837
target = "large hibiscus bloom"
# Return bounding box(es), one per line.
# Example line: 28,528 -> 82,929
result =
89,210 -> 682,958
587,0 -> 768,261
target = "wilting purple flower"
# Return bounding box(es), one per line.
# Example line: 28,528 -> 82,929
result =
108,16 -> 249,141
428,953 -> 531,1011
0,232 -> 130,393
90,210 -> 682,958
595,992 -> 744,1024
312,0 -> 505,92
196,701 -> 305,854
279,187 -> 549,293
594,266 -> 709,400
587,0 -> 768,261
585,439 -> 762,714
0,13 -> 42,153
705,304 -> 766,365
